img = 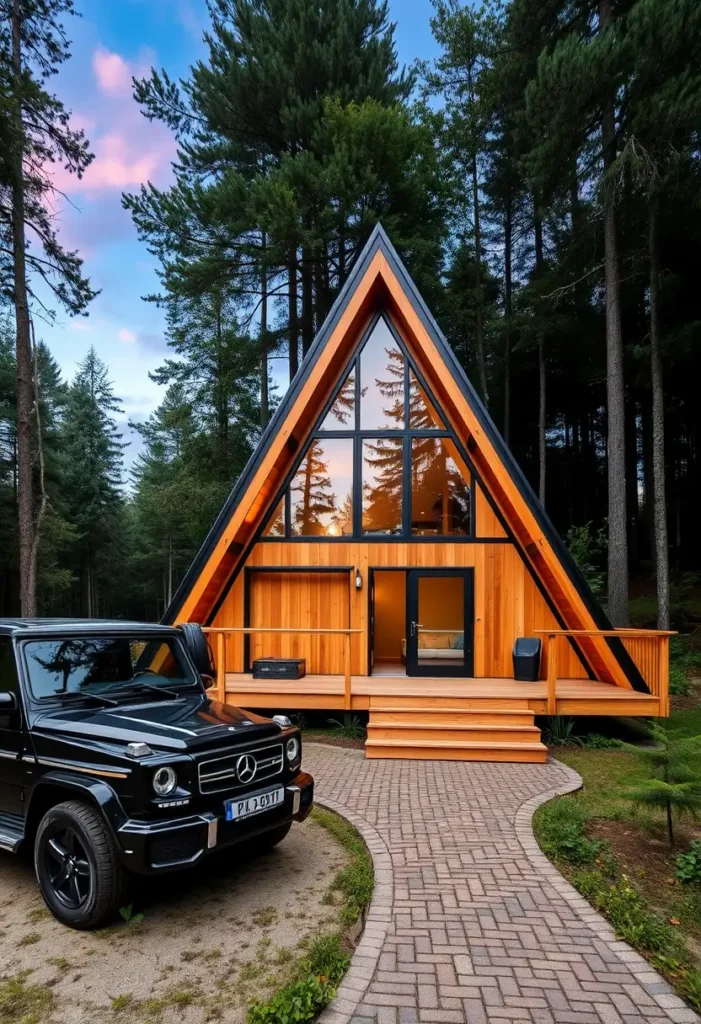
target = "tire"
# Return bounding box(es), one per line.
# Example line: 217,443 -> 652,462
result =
34,800 -> 131,930
179,622 -> 215,676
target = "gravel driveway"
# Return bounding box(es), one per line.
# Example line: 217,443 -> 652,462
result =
0,817 -> 349,1023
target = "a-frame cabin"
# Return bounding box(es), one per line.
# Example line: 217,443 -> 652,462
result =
164,226 -> 672,763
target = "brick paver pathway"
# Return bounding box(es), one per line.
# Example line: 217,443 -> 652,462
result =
307,745 -> 699,1024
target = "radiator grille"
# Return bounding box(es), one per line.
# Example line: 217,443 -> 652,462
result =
198,743 -> 284,795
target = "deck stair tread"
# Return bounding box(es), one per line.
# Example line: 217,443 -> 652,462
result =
365,737 -> 546,750
368,722 -> 540,733
366,703 -> 547,763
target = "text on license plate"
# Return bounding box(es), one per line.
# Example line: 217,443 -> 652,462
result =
225,787 -> 284,821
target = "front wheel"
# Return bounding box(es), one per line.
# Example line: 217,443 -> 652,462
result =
34,800 -> 130,930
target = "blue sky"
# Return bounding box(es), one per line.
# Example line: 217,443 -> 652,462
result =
40,0 -> 440,462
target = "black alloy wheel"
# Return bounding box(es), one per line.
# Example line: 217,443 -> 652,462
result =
35,800 -> 130,929
44,826 -> 92,910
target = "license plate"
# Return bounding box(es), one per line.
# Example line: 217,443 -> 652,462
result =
224,786 -> 284,821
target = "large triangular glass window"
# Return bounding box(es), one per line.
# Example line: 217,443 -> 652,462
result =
261,314 -> 470,538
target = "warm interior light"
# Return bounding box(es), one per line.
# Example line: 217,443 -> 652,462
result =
326,522 -> 342,536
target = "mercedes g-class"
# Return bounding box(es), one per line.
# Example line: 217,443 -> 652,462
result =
0,619 -> 313,929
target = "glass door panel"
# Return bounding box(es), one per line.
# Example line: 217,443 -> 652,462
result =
406,570 -> 473,677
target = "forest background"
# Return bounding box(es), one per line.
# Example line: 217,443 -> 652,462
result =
2,0 -> 700,631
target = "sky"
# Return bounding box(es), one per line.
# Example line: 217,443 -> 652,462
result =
39,0 -> 441,465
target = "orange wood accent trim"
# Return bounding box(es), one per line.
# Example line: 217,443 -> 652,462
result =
174,251 -> 386,623
546,636 -> 557,715
535,629 -> 677,637
203,627 -> 363,635
216,631 -> 225,704
343,633 -> 351,710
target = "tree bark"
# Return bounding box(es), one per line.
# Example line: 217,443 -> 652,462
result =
649,204 -> 669,629
288,252 -> 298,381
503,194 -> 513,446
10,0 -> 36,617
600,0 -> 629,626
471,148 -> 489,405
534,209 -> 546,506
260,232 -> 269,430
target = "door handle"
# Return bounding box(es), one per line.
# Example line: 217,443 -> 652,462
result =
411,622 -> 424,637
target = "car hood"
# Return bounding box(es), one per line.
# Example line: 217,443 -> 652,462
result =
32,693 -> 281,752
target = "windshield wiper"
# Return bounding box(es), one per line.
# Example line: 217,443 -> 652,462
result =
111,680 -> 181,700
52,690 -> 119,707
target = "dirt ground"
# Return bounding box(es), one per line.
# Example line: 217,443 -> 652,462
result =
0,817 -> 349,1024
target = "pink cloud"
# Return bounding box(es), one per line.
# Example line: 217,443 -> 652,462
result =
93,48 -> 133,97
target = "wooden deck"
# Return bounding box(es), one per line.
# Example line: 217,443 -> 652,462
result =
225,673 -> 662,718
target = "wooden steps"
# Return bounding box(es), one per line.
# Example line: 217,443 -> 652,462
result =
365,704 -> 548,763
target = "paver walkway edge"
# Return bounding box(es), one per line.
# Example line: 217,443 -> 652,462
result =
310,746 -> 700,1024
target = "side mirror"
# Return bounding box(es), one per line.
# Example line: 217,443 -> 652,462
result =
0,692 -> 16,709
200,673 -> 215,690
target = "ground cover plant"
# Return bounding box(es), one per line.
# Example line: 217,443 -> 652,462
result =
534,702 -> 701,1013
247,807 -> 374,1024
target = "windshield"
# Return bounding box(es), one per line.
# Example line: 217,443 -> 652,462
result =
23,636 -> 197,700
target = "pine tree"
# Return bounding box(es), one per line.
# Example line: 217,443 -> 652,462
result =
0,0 -> 96,615
62,348 -> 126,617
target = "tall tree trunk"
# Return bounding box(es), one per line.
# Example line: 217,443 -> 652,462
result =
260,232 -> 269,430
503,194 -> 513,446
600,0 -> 629,626
10,0 -> 36,616
288,252 -> 298,381
301,219 -> 314,357
649,204 -> 669,629
471,149 -> 489,405
534,209 -> 546,506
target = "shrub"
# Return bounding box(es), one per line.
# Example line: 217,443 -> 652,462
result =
327,714 -> 366,739
248,974 -> 336,1024
565,522 -> 606,596
621,723 -> 701,846
535,799 -> 603,864
582,734 -> 623,750
573,871 -> 685,960
676,840 -> 701,885
543,716 -> 581,746
669,635 -> 701,696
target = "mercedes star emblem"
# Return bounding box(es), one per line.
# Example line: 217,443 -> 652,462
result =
236,753 -> 257,784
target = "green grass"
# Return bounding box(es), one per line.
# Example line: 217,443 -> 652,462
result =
538,712 -> 701,1013
0,970 -> 55,1023
311,807 -> 374,924
245,810 -> 372,1024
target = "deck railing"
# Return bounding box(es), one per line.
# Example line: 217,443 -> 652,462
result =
200,627 -> 363,709
535,629 -> 676,716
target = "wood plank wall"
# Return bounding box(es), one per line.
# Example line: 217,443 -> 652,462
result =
210,541 -> 588,679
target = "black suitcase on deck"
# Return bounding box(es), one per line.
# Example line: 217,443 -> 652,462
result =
252,658 -> 306,680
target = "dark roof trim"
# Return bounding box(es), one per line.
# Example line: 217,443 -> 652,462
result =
162,224 -> 646,693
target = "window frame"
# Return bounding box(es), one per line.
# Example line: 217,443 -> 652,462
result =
260,311 -> 477,542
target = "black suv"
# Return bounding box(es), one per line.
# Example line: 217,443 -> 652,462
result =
0,619 -> 313,929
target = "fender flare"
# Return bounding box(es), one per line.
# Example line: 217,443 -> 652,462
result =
25,771 -> 128,843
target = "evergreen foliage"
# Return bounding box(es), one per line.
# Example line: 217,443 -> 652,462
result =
622,724 -> 701,846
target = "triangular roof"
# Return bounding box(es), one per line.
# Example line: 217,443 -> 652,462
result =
163,224 -> 645,692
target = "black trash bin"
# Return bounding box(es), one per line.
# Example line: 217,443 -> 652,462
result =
513,638 -> 542,681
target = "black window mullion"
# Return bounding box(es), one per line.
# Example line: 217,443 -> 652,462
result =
405,435 -> 411,536
354,435 -> 362,536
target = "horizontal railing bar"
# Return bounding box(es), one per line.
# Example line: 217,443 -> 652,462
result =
201,627 -> 363,635
534,629 -> 677,637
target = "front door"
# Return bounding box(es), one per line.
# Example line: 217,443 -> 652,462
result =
405,569 -> 473,677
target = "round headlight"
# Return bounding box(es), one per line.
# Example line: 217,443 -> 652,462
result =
286,737 -> 299,764
153,766 -> 177,797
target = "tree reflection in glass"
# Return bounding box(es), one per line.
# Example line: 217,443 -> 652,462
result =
360,319 -> 405,430
409,370 -> 444,429
319,368 -> 356,430
411,438 -> 471,535
362,437 -> 403,534
290,438 -> 353,536
263,498 -> 285,536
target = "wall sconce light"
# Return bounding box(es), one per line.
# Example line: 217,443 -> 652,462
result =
355,569 -> 362,590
